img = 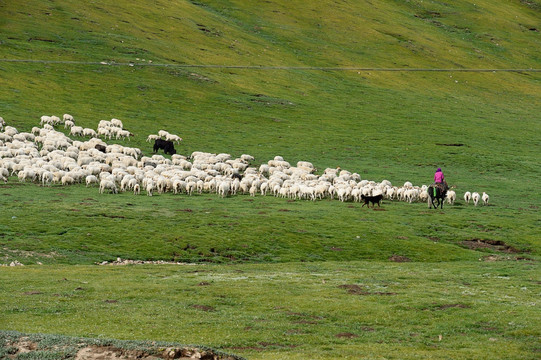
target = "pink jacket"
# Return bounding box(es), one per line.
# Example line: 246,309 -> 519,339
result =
434,170 -> 445,183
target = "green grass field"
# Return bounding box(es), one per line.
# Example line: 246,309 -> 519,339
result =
0,0 -> 540,359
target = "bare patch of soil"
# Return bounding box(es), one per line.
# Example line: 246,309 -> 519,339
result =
75,345 -> 151,359
434,303 -> 470,310
462,239 -> 521,253
436,143 -> 465,147
335,332 -> 358,338
3,334 -> 241,360
191,304 -> 216,312
23,291 -> 42,295
482,255 -> 535,262
389,255 -> 411,262
338,284 -> 396,296
422,303 -> 470,311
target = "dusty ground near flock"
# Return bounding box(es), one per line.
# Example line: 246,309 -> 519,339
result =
3,335 -> 241,360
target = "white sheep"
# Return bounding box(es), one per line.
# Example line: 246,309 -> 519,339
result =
146,134 -> 160,142
40,116 -> 52,126
133,183 -> 140,195
4,126 -> 18,136
218,180 -> 231,198
472,192 -> 480,206
482,192 -> 490,206
83,128 -> 97,138
165,134 -> 182,144
110,118 -> 123,128
63,114 -> 74,122
240,154 -> 254,163
86,175 -> 98,187
464,191 -> 471,204
69,126 -> 84,137
145,179 -> 154,196
99,179 -> 118,194
41,171 -> 53,186
116,129 -> 133,140
158,130 -> 170,138
446,190 -> 456,205
50,115 -> 61,125
61,174 -> 75,186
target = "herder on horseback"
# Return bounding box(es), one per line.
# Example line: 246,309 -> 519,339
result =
428,167 -> 449,209
434,167 -> 448,191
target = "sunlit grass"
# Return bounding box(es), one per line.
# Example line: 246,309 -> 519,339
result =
0,0 -> 540,359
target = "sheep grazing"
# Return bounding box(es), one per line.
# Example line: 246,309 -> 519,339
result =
0,116 -> 5,131
63,114 -> 74,122
99,179 -> 118,194
158,130 -> 169,138
482,192 -> 490,206
69,126 -> 84,137
110,118 -> 123,128
464,191 -> 471,204
472,192 -> 480,206
146,134 -> 160,142
165,133 -> 182,144
86,175 -> 98,187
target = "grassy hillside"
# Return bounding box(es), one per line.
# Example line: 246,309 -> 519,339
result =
1,261 -> 540,360
0,1 -> 539,183
0,1 -> 540,359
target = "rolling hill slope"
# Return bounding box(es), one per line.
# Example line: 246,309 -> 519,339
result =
1,2 -> 540,359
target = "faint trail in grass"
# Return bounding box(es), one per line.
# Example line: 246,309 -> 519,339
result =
0,59 -> 540,72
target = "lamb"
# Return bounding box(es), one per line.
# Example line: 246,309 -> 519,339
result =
63,114 -> 74,122
146,134 -> 160,142
133,183 -> 140,195
464,191 -> 471,204
472,192 -> 480,206
482,192 -> 490,206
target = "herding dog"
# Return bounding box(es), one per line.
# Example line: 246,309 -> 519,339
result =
361,194 -> 383,208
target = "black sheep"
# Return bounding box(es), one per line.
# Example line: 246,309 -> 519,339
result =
153,139 -> 176,155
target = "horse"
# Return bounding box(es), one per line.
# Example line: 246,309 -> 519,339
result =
427,183 -> 448,209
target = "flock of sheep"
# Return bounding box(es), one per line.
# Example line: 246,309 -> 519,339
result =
0,114 -> 490,207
